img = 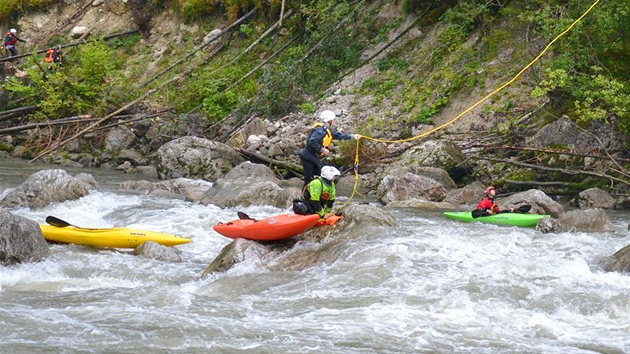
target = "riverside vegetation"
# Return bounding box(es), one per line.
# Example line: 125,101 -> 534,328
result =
0,0 -> 629,199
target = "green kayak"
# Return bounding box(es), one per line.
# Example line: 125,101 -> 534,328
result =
443,211 -> 550,227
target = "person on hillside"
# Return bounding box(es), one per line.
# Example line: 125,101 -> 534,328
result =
301,165 -> 341,219
474,186 -> 514,216
44,45 -> 62,70
297,110 -> 361,188
4,28 -> 26,57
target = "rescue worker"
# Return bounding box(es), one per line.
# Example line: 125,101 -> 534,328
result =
474,186 -> 514,216
44,45 -> 62,70
4,28 -> 26,57
297,110 -> 361,187
303,166 -> 341,219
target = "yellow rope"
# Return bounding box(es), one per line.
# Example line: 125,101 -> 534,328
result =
338,0 -> 601,209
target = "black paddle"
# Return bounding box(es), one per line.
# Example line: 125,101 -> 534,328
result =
471,204 -> 532,218
45,216 -> 74,228
237,211 -> 257,222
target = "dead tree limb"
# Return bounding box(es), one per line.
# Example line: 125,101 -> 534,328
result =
503,179 -> 576,187
494,145 -> 630,163
0,30 -> 139,63
0,115 -> 93,134
0,106 -> 38,121
237,148 -> 302,175
474,156 -> 630,187
206,10 -> 293,78
30,74 -> 180,161
137,8 -> 257,89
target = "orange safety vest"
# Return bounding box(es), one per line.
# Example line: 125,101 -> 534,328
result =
311,122 -> 333,147
44,49 -> 55,63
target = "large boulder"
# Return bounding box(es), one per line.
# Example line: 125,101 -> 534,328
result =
0,209 -> 50,265
0,169 -> 91,209
156,136 -> 244,181
444,181 -> 485,206
119,178 -> 213,202
536,209 -> 614,233
105,126 -> 136,151
199,162 -> 293,208
572,188 -> 616,209
605,244 -> 630,272
377,171 -> 447,205
500,189 -> 564,217
201,204 -> 396,275
200,179 -> 298,209
526,117 -> 622,152
388,140 -> 468,182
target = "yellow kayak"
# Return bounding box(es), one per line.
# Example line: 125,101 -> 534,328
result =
40,224 -> 190,248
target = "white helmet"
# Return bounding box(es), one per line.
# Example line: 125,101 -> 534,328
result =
10,29 -> 17,34
320,110 -> 336,123
321,166 -> 341,181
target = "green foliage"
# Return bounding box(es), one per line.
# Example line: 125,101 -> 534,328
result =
299,102 -> 315,114
0,0 -> 56,21
201,80 -> 240,121
1,39 -> 122,121
0,0 -> 17,20
254,64 -> 304,117
527,0 -> 630,135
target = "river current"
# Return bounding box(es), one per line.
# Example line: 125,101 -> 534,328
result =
0,158 -> 629,353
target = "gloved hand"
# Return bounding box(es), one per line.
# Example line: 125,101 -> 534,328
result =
354,134 -> 362,140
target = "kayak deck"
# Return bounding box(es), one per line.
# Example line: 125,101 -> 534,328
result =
443,211 -> 549,227
214,213 -> 321,241
40,225 -> 190,248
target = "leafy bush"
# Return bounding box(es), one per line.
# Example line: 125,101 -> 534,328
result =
527,0 -> 630,135
1,40 -> 121,120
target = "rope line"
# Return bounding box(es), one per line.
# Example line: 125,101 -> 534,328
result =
338,0 -> 601,209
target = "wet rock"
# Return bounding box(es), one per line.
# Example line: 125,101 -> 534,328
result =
377,172 -> 447,205
0,169 -> 91,209
134,241 -> 183,262
105,126 -> 136,151
201,204 -> 396,275
501,189 -> 564,217
156,136 -> 244,181
0,209 -> 50,265
605,244 -> 630,272
224,161 -> 279,183
388,140 -> 469,182
444,181 -> 485,206
119,178 -> 212,202
200,179 -> 297,209
536,209 -> 613,233
572,188 -> 615,209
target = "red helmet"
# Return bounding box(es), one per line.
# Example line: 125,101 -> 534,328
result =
485,186 -> 495,194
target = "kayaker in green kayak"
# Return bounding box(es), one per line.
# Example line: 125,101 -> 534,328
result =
474,186 -> 514,218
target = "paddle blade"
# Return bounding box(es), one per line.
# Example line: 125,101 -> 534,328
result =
46,216 -> 72,228
237,211 -> 256,221
517,205 -> 532,213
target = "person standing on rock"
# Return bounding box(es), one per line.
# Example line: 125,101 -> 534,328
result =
4,28 -> 26,57
297,110 -> 361,187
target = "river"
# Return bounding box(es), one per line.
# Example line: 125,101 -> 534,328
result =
0,157 -> 629,353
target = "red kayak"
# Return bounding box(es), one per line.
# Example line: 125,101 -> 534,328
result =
214,213 -> 321,241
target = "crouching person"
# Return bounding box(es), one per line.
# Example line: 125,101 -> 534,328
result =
294,166 -> 341,219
